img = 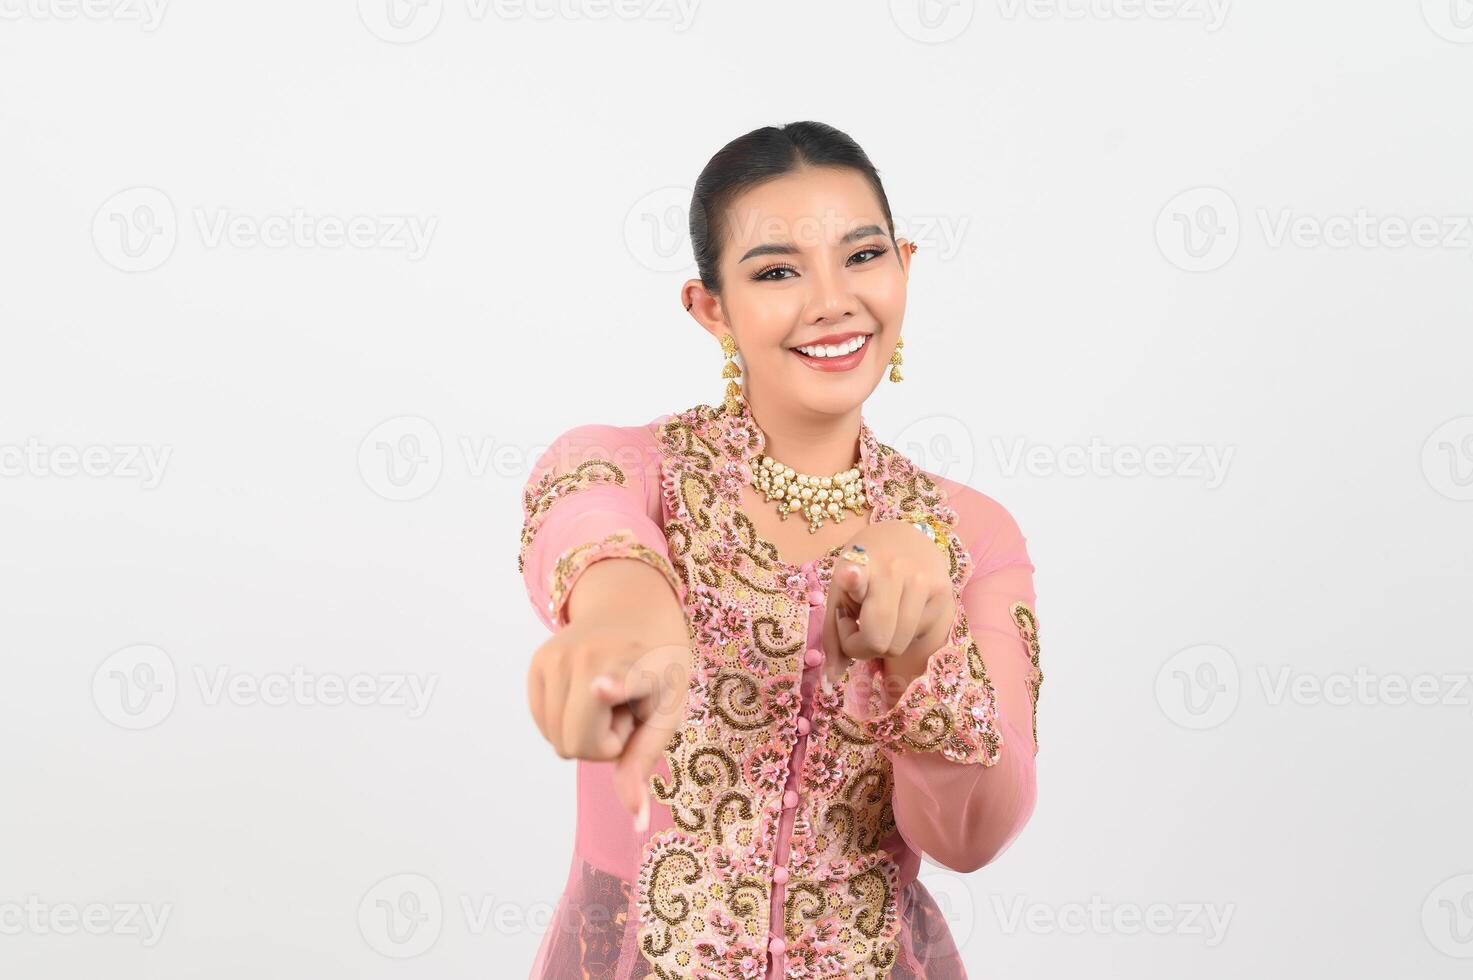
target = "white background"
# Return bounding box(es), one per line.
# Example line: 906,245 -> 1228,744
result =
2,1 -> 1471,976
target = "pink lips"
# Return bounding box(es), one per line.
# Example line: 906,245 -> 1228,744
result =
790,333 -> 872,373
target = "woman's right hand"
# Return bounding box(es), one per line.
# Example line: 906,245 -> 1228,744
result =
525,558 -> 691,830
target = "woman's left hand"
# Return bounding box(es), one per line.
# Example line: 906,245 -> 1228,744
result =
819,519 -> 957,691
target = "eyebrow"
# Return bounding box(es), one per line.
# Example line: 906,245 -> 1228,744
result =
737,223 -> 889,263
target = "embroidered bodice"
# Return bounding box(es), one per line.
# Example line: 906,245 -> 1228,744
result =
518,395 -> 1042,979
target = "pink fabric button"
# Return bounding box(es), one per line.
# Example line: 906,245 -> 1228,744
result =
806,589 -> 825,606
803,648 -> 823,668
768,936 -> 786,956
772,865 -> 789,884
796,716 -> 811,735
782,789 -> 799,809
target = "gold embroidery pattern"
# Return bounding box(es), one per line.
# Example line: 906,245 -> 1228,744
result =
519,456 -> 629,574
544,528 -> 684,626
877,472 -> 972,594
1010,601 -> 1042,751
631,399 -> 1002,979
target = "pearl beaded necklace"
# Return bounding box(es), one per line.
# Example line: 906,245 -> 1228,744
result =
749,453 -> 870,533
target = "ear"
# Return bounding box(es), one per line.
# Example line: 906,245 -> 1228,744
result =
895,237 -> 915,279
681,279 -> 728,341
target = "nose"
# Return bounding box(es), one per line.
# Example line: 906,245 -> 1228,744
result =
803,263 -> 857,326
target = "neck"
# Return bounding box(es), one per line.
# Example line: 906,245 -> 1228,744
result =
744,388 -> 862,475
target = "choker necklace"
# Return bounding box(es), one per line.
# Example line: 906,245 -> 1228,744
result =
750,453 -> 869,533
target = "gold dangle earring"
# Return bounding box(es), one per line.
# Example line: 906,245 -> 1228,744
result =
888,241 -> 917,384
720,334 -> 744,415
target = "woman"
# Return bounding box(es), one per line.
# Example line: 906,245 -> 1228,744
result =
520,121 -> 1043,979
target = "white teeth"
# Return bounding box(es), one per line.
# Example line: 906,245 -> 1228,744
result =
795,334 -> 869,358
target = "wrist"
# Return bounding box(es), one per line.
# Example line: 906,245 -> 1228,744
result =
880,643 -> 935,694
891,509 -> 953,574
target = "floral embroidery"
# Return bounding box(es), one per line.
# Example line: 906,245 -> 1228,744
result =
849,643 -> 1003,765
544,527 -> 684,627
519,456 -> 630,574
632,395 -> 1005,979
1010,601 -> 1042,752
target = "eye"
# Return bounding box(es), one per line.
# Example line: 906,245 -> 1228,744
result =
751,263 -> 797,282
751,246 -> 890,282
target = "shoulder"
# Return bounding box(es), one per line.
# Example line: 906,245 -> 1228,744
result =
531,417 -> 665,485
925,470 -> 1032,575
531,401 -> 719,486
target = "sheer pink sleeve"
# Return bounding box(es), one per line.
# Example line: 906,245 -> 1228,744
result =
518,422 -> 682,632
846,481 -> 1042,873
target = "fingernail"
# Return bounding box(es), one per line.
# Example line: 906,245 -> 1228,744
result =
591,676 -> 614,697
633,791 -> 650,833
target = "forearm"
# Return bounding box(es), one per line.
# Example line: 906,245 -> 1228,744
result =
868,628 -> 1036,873
566,557 -> 688,645
889,715 -> 1037,873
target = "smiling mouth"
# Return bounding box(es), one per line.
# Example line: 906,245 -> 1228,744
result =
789,333 -> 872,359
787,332 -> 874,373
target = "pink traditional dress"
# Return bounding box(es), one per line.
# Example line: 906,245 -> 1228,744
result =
519,391 -> 1042,979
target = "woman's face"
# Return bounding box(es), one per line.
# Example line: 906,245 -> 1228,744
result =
697,165 -> 912,419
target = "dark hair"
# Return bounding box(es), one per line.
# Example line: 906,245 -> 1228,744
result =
689,121 -> 897,296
